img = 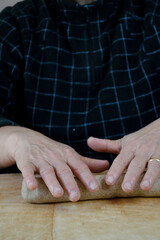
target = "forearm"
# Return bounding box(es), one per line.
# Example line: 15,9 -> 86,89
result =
0,126 -> 17,168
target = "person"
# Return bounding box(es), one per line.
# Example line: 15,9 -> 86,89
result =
0,0 -> 160,202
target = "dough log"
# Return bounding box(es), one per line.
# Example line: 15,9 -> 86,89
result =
21,172 -> 160,203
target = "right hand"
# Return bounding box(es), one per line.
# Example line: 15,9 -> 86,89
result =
1,126 -> 109,201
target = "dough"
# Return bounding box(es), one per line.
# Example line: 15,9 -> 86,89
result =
21,171 -> 160,203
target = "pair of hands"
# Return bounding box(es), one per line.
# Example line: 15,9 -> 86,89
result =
2,119 -> 160,202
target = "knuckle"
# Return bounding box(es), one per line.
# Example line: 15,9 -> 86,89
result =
73,164 -> 89,175
56,167 -> 71,178
136,144 -> 151,158
40,166 -> 53,176
125,141 -> 136,152
114,150 -> 132,167
121,134 -> 136,148
136,143 -> 149,151
113,158 -> 127,168
19,163 -> 31,172
65,147 -> 75,156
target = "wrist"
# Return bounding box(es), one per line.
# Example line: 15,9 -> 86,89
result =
0,126 -> 22,168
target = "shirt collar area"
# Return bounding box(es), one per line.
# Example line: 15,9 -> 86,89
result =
59,0 -> 107,9
58,0 -> 116,9
49,0 -> 119,24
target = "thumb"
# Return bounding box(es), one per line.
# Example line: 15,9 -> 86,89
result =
80,156 -> 109,173
87,136 -> 121,154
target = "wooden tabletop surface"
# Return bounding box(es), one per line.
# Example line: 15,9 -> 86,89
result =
0,174 -> 160,240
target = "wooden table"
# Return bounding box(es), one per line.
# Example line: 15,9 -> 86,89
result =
0,174 -> 160,240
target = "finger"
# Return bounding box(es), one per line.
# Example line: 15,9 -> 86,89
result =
121,156 -> 147,192
55,165 -> 81,202
80,155 -> 109,172
39,164 -> 64,198
70,160 -> 100,192
17,162 -> 38,190
105,149 -> 134,185
65,151 -> 103,192
87,137 -> 121,154
140,160 -> 160,190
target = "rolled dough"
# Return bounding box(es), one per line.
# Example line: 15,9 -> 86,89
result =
21,171 -> 160,203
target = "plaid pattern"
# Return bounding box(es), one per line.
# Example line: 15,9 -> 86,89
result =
0,0 -> 160,164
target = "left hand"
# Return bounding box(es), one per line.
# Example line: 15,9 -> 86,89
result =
87,118 -> 160,192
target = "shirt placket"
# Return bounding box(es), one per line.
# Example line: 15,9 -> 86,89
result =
84,6 -> 96,89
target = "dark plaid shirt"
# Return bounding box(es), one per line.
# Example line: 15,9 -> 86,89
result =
0,0 -> 160,166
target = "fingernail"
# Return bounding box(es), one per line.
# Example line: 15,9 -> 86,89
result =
142,180 -> 150,187
26,180 -> 33,188
123,182 -> 132,191
106,175 -> 114,184
70,191 -> 78,201
89,182 -> 98,191
52,187 -> 63,196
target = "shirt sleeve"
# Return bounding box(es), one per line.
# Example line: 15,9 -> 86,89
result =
0,6 -> 24,128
